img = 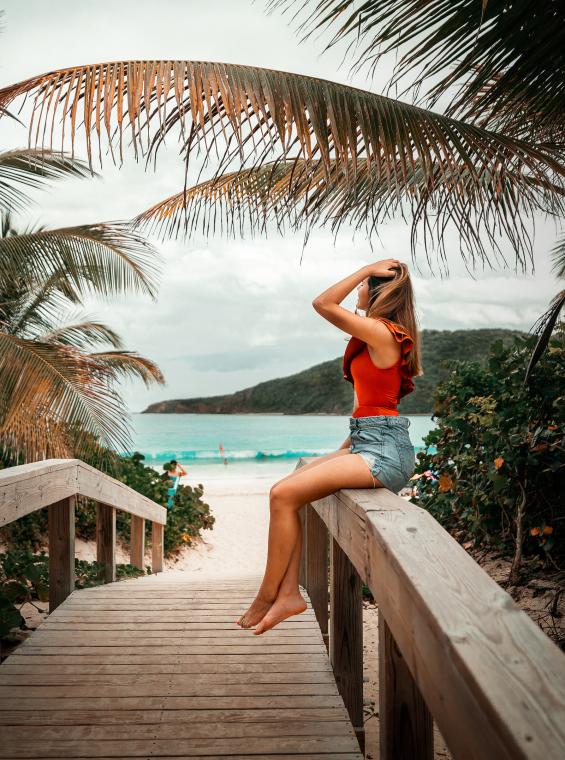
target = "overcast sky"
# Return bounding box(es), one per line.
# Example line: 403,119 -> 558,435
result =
0,1 -> 560,412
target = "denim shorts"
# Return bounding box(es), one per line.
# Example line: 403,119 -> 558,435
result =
348,415 -> 415,493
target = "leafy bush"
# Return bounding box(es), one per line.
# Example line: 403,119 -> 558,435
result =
412,330 -> 564,583
0,451 -> 214,557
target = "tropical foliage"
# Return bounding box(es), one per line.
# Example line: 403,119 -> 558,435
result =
0,51 -> 562,268
412,330 -> 564,584
0,150 -> 164,461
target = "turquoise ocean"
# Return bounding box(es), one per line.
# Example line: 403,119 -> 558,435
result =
127,413 -> 435,485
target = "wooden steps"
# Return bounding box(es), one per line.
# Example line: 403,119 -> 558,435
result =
0,573 -> 363,759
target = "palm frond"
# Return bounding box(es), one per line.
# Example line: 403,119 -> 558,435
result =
40,320 -> 123,350
0,149 -> 94,213
0,221 -> 162,298
134,158 -> 565,269
0,60 -> 563,264
0,331 -> 132,461
267,1 -> 565,146
89,351 -> 165,387
551,233 -> 565,279
525,291 -> 565,383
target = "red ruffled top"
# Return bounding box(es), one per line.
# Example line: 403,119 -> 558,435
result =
342,317 -> 415,417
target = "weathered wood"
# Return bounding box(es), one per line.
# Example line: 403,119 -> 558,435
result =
96,503 -> 116,583
379,611 -> 433,760
305,505 -> 329,652
297,456 -> 565,760
0,573 -> 363,759
48,496 -> 75,612
298,503 -> 307,589
0,459 -> 166,529
77,461 -> 166,524
130,515 -> 145,570
330,536 -> 364,755
152,520 -> 164,573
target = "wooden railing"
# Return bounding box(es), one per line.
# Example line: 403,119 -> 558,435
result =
296,456 -> 565,760
0,459 -> 167,611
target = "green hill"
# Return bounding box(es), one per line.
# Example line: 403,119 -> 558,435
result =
143,329 -> 524,415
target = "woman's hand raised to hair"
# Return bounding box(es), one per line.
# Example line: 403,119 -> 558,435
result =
367,258 -> 401,277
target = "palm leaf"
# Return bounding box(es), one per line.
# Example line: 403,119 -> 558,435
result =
267,1 -> 565,146
134,158 -> 565,269
0,149 -> 94,213
524,290 -> 565,383
551,233 -> 565,279
0,222 -> 161,298
89,351 -> 165,387
0,60 -> 564,264
0,331 -> 132,461
39,319 -> 123,350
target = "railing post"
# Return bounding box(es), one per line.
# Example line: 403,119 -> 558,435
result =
330,535 -> 365,754
48,495 -> 75,611
130,515 -> 145,570
304,504 -> 329,652
298,504 -> 307,589
152,521 -> 164,573
96,502 -> 116,583
378,613 -> 433,760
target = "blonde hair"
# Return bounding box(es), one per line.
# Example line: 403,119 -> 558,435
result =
367,262 -> 423,377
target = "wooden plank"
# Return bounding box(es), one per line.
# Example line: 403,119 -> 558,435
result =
96,503 -> 116,584
151,520 -> 164,573
0,735 -> 361,757
330,536 -> 364,756
48,496 -> 75,612
1,719 -> 355,740
305,504 -> 329,652
0,706 -> 350,726
0,694 -> 349,710
378,612 -> 433,760
0,460 -> 77,527
77,462 -> 166,524
297,456 -> 565,760
129,515 -> 145,570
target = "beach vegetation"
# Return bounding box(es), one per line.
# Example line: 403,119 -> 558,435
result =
412,329 -> 564,584
0,150 -> 165,462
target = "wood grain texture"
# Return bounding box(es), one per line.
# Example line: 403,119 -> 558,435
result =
96,503 -> 116,583
0,572 -> 363,759
48,496 -> 75,612
297,456 -> 565,760
329,536 -> 364,756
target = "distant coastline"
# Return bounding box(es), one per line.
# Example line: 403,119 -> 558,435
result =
142,328 -> 523,416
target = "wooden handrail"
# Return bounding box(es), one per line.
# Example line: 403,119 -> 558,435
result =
0,458 -> 167,611
296,456 -> 565,760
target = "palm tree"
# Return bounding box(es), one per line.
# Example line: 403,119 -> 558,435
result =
0,151 -> 164,462
265,1 -> 564,368
0,55 -> 562,271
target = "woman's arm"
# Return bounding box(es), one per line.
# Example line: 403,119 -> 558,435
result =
312,260 -> 399,346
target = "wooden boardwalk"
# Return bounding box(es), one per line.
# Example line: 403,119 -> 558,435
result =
0,572 -> 363,759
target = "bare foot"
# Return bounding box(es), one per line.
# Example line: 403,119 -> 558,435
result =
253,591 -> 307,635
236,593 -> 274,629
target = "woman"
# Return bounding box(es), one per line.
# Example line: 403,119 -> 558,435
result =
165,460 -> 187,509
236,258 -> 422,635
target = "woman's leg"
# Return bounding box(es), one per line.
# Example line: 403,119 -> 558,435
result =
237,449 -> 351,627
238,453 -> 383,634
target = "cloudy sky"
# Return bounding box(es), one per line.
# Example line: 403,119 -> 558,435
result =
0,1 -> 560,412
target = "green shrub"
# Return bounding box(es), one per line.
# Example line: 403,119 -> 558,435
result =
412,330 -> 564,584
